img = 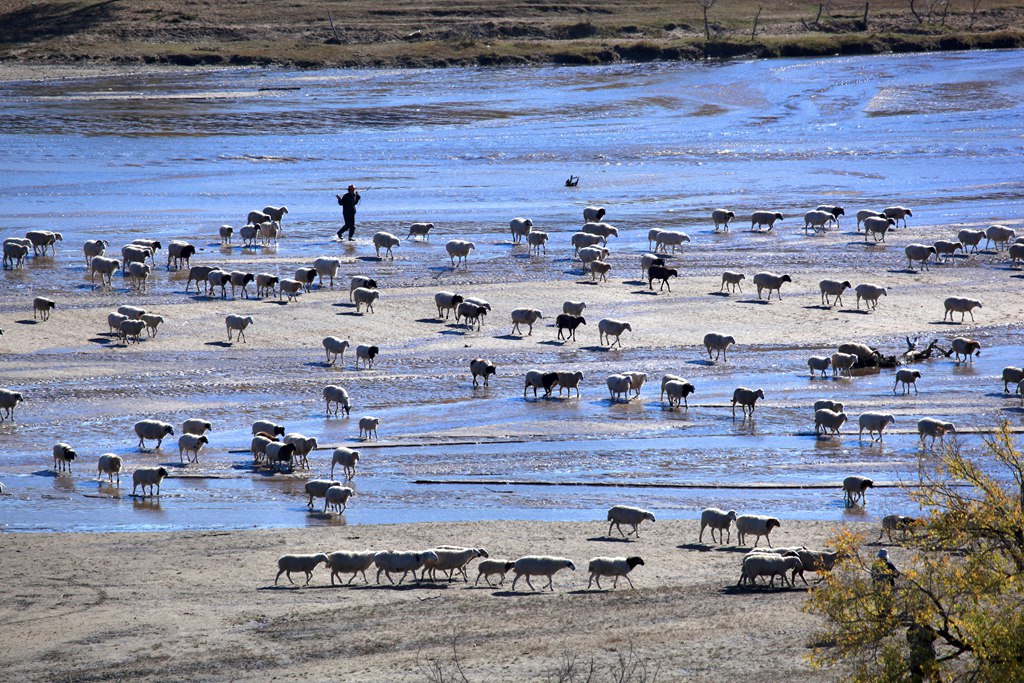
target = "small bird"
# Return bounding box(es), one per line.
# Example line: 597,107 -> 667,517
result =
872,548 -> 900,588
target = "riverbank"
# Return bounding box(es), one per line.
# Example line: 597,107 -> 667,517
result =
1,0 -> 1023,72
0,519 -> 865,681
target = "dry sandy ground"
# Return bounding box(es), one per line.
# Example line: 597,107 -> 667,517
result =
0,519 -> 872,682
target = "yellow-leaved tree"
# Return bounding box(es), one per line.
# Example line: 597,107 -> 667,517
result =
805,423 -> 1024,681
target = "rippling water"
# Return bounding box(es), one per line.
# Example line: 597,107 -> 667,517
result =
1,50 -> 1023,532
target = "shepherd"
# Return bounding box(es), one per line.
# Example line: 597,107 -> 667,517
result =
336,185 -> 361,240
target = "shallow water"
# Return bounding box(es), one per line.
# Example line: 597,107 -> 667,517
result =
2,51 -> 1024,532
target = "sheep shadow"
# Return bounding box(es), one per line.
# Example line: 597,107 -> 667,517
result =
439,329 -> 468,336
332,302 -> 357,308
677,543 -> 749,553
737,299 -> 770,305
587,536 -> 635,543
838,309 -> 870,315
631,289 -> 659,296
338,311 -> 365,317
928,321 -> 963,326
708,291 -> 731,297
1000,406 -> 1024,413
622,279 -> 648,286
687,359 -> 716,366
32,470 -> 59,478
304,361 -> 333,368
415,318 -> 445,324
262,300 -> 289,306
579,345 -> 612,352
888,268 -> 920,274
15,319 -> 38,325
574,279 -> 599,285
538,340 -> 567,346
356,256 -> 383,262
495,334 -> 525,340
722,584 -> 808,595
802,305 -> 831,311
205,341 -> 234,348
490,590 -> 548,598
88,337 -> 115,345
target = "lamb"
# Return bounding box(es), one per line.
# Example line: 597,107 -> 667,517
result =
863,216 -> 896,242
856,209 -> 884,230
352,287 -> 380,314
225,314 -> 254,342
407,222 -> 434,240
816,205 -> 846,225
647,229 -> 663,251
252,421 -> 286,437
324,385 -> 351,417
606,505 -> 656,538
327,550 -> 377,585
562,300 -> 586,317
434,291 -> 464,319
738,553 -> 803,588
53,443 -> 77,473
262,206 -> 289,223
663,379 -> 696,409
735,514 -> 781,547
185,265 -> 221,294
703,332 -> 736,362
750,211 -> 784,231
275,553 -> 330,586
808,356 -> 832,378
577,246 -> 608,269
557,370 -> 585,398
207,270 -> 231,298
445,239 -> 475,268
830,352 -> 857,378
2,241 -> 29,269
118,319 -> 146,344
918,417 -> 956,446
509,217 -> 533,243
131,466 -> 170,496
607,374 -> 632,401
107,313 -> 128,335
879,515 -> 918,542
323,337 -> 351,365
950,337 -> 981,364
640,253 -> 665,278
278,279 -> 303,302
587,556 -> 645,590
166,240 -> 196,270
842,475 -> 873,507
598,319 -> 632,348
374,550 -> 439,585
984,224 -> 1015,251
218,225 -> 233,244
355,344 -> 379,369
83,239 -> 108,266
720,271 -> 745,293
524,370 -> 559,398
25,230 -> 62,256
475,559 -> 516,586
284,433 -> 318,469
555,314 -> 586,342
813,399 -> 844,413
330,447 -> 360,480
933,239 -> 963,264
134,419 -> 174,450
247,210 -> 272,226
943,297 -> 983,323
957,228 -> 986,254
855,283 -> 887,310
304,479 -> 343,508
295,267 -> 317,293
648,265 -> 678,291
803,209 -> 837,233
470,358 -> 497,387
510,556 -> 577,591
424,547 -> 489,582
0,389 -> 24,421
581,221 -> 619,242
127,262 -> 151,292
178,434 -> 209,463
752,272 -> 792,300
1001,367 -> 1024,393
97,454 -> 123,486
372,231 -> 400,258
893,368 -> 922,395
712,209 -> 735,231
258,220 -> 280,245
654,231 -> 690,253
858,413 -> 896,442
905,244 -> 937,271
182,419 -> 212,436
583,206 -> 607,223
699,507 -> 737,544
32,297 -> 56,321
456,301 -> 487,330
883,206 -> 913,227
571,232 -> 603,254
732,387 -> 765,417
818,279 -> 851,307
588,260 -> 611,282
815,409 -> 848,436
527,231 -> 549,254
359,416 -> 380,440
89,256 -> 121,288
323,485 -> 355,513
510,308 -> 543,336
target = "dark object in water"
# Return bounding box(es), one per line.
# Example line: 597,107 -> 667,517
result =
903,336 -> 949,363
565,175 -> 579,187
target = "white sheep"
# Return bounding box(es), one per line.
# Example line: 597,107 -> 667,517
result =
134,419 -> 174,450
527,230 -> 549,254
511,556 -> 576,591
32,297 -> 56,321
883,206 -> 913,227
587,556 -> 644,590
750,211 -> 783,231
323,337 -> 351,365
445,239 -> 475,268
262,206 -> 289,223
950,337 -> 981,364
571,232 -> 604,254
863,216 -> 896,242
509,217 -> 533,243
856,209 -> 884,230
120,244 -> 152,273
227,271 -> 255,299
178,434 -> 209,463
752,272 -> 792,301
372,231 -> 400,258
355,344 -> 379,370
640,253 -> 665,278
654,231 -> 690,253
434,291 -> 464,319
359,416 -> 380,440
818,279 -> 851,307
957,228 -> 986,254
284,433 -> 318,469
424,547 -> 490,582
83,239 -> 108,267
0,388 -> 24,422
166,240 -> 196,270
475,559 -> 515,586
905,244 -> 936,271
25,230 -> 62,255
323,485 -> 355,513
125,262 -> 150,293
664,379 -> 696,410
240,225 -> 259,247
699,507 -> 737,544
1009,243 -> 1024,268
294,267 -> 317,293
117,305 -> 146,321
622,371 -> 647,398
265,442 -> 295,470
325,550 -> 376,585
855,283 -> 887,310
275,553 -> 330,586
732,387 -> 765,417
918,417 -> 955,446
720,271 -> 745,293
984,224 -> 1015,251
808,356 -> 832,378
879,515 -> 918,542
607,505 -> 655,538
588,260 -> 611,283
278,279 -> 303,302
703,332 -> 736,362
712,208 -> 735,231
2,240 -> 29,269
582,221 -> 619,242
1001,367 -> 1024,393
738,553 -> 803,588
218,225 -> 233,244
831,352 -> 857,378
258,220 -> 280,246
577,246 -> 608,269
470,358 -> 497,387
247,210 -> 272,226
815,409 -> 848,436
842,475 -> 873,507
97,454 -> 123,486
303,479 -> 343,508
803,209 -> 837,233
182,419 -> 212,436
456,301 -> 487,330
816,205 -> 846,225
324,385 -> 351,417
943,296 -> 982,323
858,413 -> 895,442
132,466 -> 170,496
813,399 -> 844,413
562,301 -> 586,317
933,239 -> 963,265
524,370 -> 559,398
735,514 -> 781,547
893,368 -> 922,395
352,287 -> 379,314
89,256 -> 121,289
107,313 -> 128,335
252,420 -> 285,437
647,228 -> 663,251
374,550 -> 438,585
330,447 -> 360,480
552,370 -> 582,398
407,222 -> 434,240
598,319 -> 631,348
312,257 -> 341,287
348,276 -> 378,301
510,308 -> 543,336
583,206 -> 606,223
185,265 -> 221,294
606,374 -> 632,401
53,443 -> 77,473
225,314 -> 254,342
118,319 -> 146,344
250,436 -> 276,465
